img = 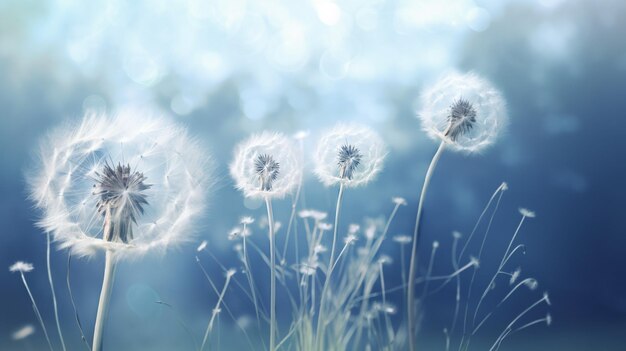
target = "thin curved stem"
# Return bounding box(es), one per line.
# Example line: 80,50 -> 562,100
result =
47,232 -> 67,351
67,254 -> 91,350
92,250 -> 116,351
407,141 -> 445,351
315,183 -> 345,351
265,197 -> 277,351
20,271 -> 54,351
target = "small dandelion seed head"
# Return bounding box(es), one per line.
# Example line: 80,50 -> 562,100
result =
230,132 -> 300,199
344,234 -> 358,245
9,261 -> 34,273
546,314 -> 552,326
197,240 -> 208,252
240,216 -> 255,225
525,278 -> 538,290
314,244 -> 327,254
432,240 -> 440,249
378,255 -> 392,265
510,267 -> 521,285
543,292 -> 551,305
337,144 -> 362,181
299,260 -> 318,276
452,231 -> 463,239
418,71 -> 507,153
310,210 -> 328,221
392,197 -> 408,206
470,256 -> 480,268
519,208 -> 536,218
314,123 -> 386,188
501,182 -> 509,191
226,268 -> 237,277
12,325 -> 35,341
393,234 -> 412,244
228,227 -> 242,240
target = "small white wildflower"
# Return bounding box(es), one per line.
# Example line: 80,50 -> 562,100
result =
12,325 -> 35,340
432,241 -> 440,249
546,313 -> 552,326
418,71 -> 507,153
197,241 -> 208,252
310,210 -> 328,221
313,123 -> 387,187
519,208 -> 536,218
452,231 -> 463,239
9,261 -> 34,273
525,278 -> 539,290
230,132 -> 301,199
226,268 -> 237,277
344,234 -> 358,245
228,227 -> 242,240
378,255 -> 393,265
314,244 -> 327,254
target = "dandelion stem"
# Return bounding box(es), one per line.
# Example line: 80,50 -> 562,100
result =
47,231 -> 67,351
407,141 -> 445,351
201,271 -> 233,351
20,270 -> 54,351
92,250 -> 116,351
265,197 -> 277,351
67,254 -> 91,350
315,182 -> 345,350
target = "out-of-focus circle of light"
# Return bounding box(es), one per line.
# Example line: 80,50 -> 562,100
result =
267,26 -> 310,71
171,94 -> 194,116
240,91 -> 270,120
82,94 -> 107,114
244,197 -> 263,210
466,7 -> 491,32
355,8 -> 379,31
319,49 -> 352,80
123,51 -> 162,86
315,1 -> 342,26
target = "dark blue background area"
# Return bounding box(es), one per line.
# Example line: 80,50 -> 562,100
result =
1,0 -> 625,350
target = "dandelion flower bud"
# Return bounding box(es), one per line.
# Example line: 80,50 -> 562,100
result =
418,71 -> 507,152
313,123 -> 387,187
28,110 -> 211,259
230,132 -> 301,199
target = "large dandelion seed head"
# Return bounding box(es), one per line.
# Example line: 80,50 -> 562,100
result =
230,132 -> 301,199
27,109 -> 212,259
418,71 -> 508,153
313,123 -> 387,188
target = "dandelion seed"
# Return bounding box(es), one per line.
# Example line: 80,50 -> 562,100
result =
12,325 -> 35,340
317,222 -> 333,231
314,244 -> 328,254
344,234 -> 358,245
452,231 -> 463,239
314,123 -> 386,187
418,71 -> 507,152
197,240 -> 208,252
543,292 -> 551,305
311,210 -> 328,221
228,227 -> 242,240
519,208 -> 536,218
378,255 -> 393,265
510,268 -> 521,285
230,132 -> 300,199
525,278 -> 539,290
546,313 -> 552,326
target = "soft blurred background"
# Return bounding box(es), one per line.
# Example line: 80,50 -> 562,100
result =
1,0 -> 625,350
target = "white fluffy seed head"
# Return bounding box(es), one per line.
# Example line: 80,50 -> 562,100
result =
418,71 -> 508,153
313,123 -> 387,188
9,261 -> 34,273
230,132 -> 301,199
27,109 -> 212,259
12,325 -> 35,340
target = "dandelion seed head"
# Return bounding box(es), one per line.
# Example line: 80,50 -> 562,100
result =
392,197 -> 407,206
240,216 -> 255,225
317,222 -> 333,231
9,261 -> 34,273
418,71 -> 507,153
432,240 -> 440,249
228,227 -> 242,240
378,255 -> 392,265
226,268 -> 237,277
27,109 -> 212,259
230,132 -> 301,199
393,234 -> 412,244
470,256 -> 480,268
510,267 -> 521,285
543,292 -> 551,305
525,278 -> 539,290
519,208 -> 536,218
12,325 -> 35,340
314,123 -> 386,187
344,234 -> 358,245
452,231 -> 463,239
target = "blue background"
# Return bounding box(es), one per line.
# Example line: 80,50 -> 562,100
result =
1,0 -> 625,350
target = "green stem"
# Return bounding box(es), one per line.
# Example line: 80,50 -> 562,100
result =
407,141 -> 445,351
